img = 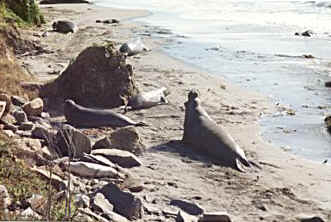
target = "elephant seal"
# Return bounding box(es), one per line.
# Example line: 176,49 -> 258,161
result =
119,38 -> 149,56
64,100 -> 147,128
182,90 -> 259,172
52,20 -> 77,34
125,87 -> 170,111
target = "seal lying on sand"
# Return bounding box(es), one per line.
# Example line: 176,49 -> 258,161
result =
52,20 -> 77,34
124,87 -> 170,111
182,90 -> 260,172
119,38 -> 149,56
64,100 -> 147,128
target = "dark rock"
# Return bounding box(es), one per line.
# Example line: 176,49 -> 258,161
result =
55,124 -> 91,158
0,101 -> 6,120
96,19 -> 102,23
41,45 -> 139,108
0,93 -> 11,118
13,110 -> 28,123
11,95 -> 26,106
31,125 -> 54,140
170,200 -> 204,216
325,81 -> 331,87
103,19 -> 120,24
91,149 -> 142,168
299,216 -> 325,222
93,136 -> 111,149
100,183 -> 143,220
325,115 -> 331,131
3,122 -> 18,132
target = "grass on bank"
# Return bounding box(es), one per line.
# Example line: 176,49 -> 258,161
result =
0,135 -> 79,221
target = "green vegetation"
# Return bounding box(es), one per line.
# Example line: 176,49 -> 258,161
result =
0,136 -> 78,221
0,0 -> 45,26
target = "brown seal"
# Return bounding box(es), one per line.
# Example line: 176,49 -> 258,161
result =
182,89 -> 260,172
64,99 -> 147,128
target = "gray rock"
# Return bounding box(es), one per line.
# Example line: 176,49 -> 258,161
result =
74,194 -> 90,208
80,153 -> 117,168
92,192 -> 114,213
91,149 -> 142,168
110,126 -> 145,154
170,200 -> 204,216
177,210 -> 198,222
56,124 -> 91,158
93,136 -> 111,149
13,110 -> 28,123
198,212 -> 232,222
100,183 -> 143,220
18,121 -> 35,131
62,161 -> 124,178
11,95 -> 26,106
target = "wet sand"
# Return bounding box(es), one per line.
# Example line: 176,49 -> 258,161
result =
22,3 -> 331,221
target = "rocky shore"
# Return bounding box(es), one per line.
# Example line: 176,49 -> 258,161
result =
0,3 -> 331,222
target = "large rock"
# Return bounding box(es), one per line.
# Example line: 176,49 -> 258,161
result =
13,110 -> 28,123
41,45 -> 139,108
100,183 -> 143,220
91,149 -> 142,168
61,161 -> 124,178
93,136 -> 112,149
110,126 -> 145,154
22,98 -> 44,117
55,124 -> 91,158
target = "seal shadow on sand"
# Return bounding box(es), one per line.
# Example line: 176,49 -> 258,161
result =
148,140 -> 260,172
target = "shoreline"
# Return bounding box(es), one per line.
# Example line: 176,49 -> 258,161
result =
28,3 -> 331,221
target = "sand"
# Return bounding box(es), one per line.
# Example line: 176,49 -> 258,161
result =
19,3 -> 331,221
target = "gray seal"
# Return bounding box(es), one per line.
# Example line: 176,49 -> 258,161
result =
64,100 -> 147,128
119,38 -> 149,56
52,20 -> 77,34
182,90 -> 260,172
125,87 -> 170,111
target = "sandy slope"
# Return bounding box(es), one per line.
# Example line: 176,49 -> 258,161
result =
19,3 -> 331,221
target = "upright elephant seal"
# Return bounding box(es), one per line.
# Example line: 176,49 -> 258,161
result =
182,90 -> 259,172
52,20 -> 77,34
64,100 -> 147,128
125,87 -> 170,111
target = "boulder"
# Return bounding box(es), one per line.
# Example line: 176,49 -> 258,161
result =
55,124 -> 91,158
52,20 -> 77,34
177,210 -> 198,222
41,45 -> 139,108
110,126 -> 145,154
32,125 -> 55,140
22,98 -> 44,117
61,161 -> 124,178
11,95 -> 26,106
100,183 -> 143,220
93,136 -> 112,149
13,110 -> 28,123
92,192 -> 114,213
198,212 -> 232,222
91,149 -> 142,168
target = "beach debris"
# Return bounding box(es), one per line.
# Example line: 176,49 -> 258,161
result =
120,38 -> 149,56
295,30 -> 314,37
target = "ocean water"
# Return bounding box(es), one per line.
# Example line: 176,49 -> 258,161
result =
95,0 -> 331,162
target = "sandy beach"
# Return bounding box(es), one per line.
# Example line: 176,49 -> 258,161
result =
21,3 -> 331,221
